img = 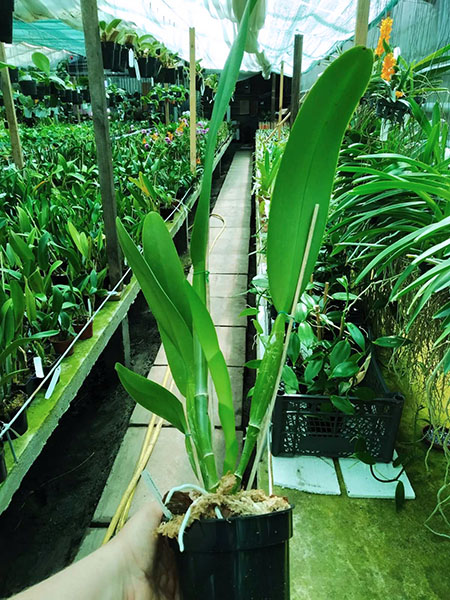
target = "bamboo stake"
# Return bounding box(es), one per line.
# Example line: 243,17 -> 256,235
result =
277,61 -> 284,140
247,204 -> 320,490
189,27 -> 196,174
266,111 -> 290,141
0,43 -> 24,169
355,0 -> 371,46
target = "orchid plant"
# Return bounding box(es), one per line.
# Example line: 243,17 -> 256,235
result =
114,0 -> 372,493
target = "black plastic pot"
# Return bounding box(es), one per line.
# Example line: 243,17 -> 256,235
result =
19,80 -> 37,97
102,42 -> 126,72
8,408 -> 28,439
157,67 -> 177,84
117,45 -> 128,72
142,56 -> 158,78
101,41 -> 115,70
0,442 -> 7,483
36,83 -> 50,99
8,67 -> 18,84
72,91 -> 82,104
0,0 -> 14,44
170,508 -> 293,599
81,89 -> 91,102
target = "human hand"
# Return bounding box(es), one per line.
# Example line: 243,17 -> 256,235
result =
113,502 -> 180,600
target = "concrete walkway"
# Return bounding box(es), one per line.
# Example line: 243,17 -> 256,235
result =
75,150 -> 252,559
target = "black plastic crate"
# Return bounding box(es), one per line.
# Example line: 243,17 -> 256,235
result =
271,358 -> 404,462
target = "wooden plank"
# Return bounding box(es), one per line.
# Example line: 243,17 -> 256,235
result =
290,34 -> 303,126
0,43 -> 24,169
80,0 -> 122,287
355,0 -> 371,46
189,27 -> 196,173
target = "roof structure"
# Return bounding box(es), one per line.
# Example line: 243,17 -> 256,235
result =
10,0 -> 394,75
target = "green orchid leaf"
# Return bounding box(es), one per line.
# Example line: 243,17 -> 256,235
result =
115,363 -> 187,433
266,46 -> 373,313
330,395 -> 355,415
330,361 -> 360,378
373,336 -> 411,348
347,322 -> 366,351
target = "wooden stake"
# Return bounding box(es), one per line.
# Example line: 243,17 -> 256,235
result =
290,34 -> 303,126
247,204 -> 320,490
80,0 -> 122,287
0,43 -> 24,169
189,27 -> 196,174
355,0 -> 371,46
277,61 -> 284,139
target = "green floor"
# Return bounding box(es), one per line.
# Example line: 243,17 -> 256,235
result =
262,376 -> 450,600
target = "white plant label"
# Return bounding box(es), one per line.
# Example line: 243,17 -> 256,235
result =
45,366 -> 61,399
33,356 -> 44,378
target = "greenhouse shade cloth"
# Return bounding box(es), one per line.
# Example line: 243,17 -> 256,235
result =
13,0 -> 393,75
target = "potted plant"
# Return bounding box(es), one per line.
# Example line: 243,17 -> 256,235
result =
272,295 -> 405,461
44,287 -> 77,356
156,47 -> 179,83
113,7 -> 372,594
99,18 -> 124,71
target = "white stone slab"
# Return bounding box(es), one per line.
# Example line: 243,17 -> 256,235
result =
272,455 -> 341,495
338,452 -> 415,499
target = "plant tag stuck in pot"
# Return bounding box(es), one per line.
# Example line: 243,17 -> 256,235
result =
33,357 -> 44,379
45,366 -> 61,399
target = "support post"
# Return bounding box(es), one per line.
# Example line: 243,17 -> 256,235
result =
80,0 -> 130,369
355,0 -> 370,46
80,0 -> 122,288
290,34 -> 303,126
189,27 -> 196,174
164,83 -> 170,125
270,72 -> 276,124
0,43 -> 24,169
277,61 -> 284,139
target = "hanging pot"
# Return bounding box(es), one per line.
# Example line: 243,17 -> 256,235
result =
19,79 -> 37,97
36,82 -> 50,99
117,45 -> 128,72
170,507 -> 293,600
0,0 -> 14,44
0,442 -> 7,483
157,67 -> 177,84
72,91 -> 82,104
101,41 -> 115,70
8,67 -> 18,84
